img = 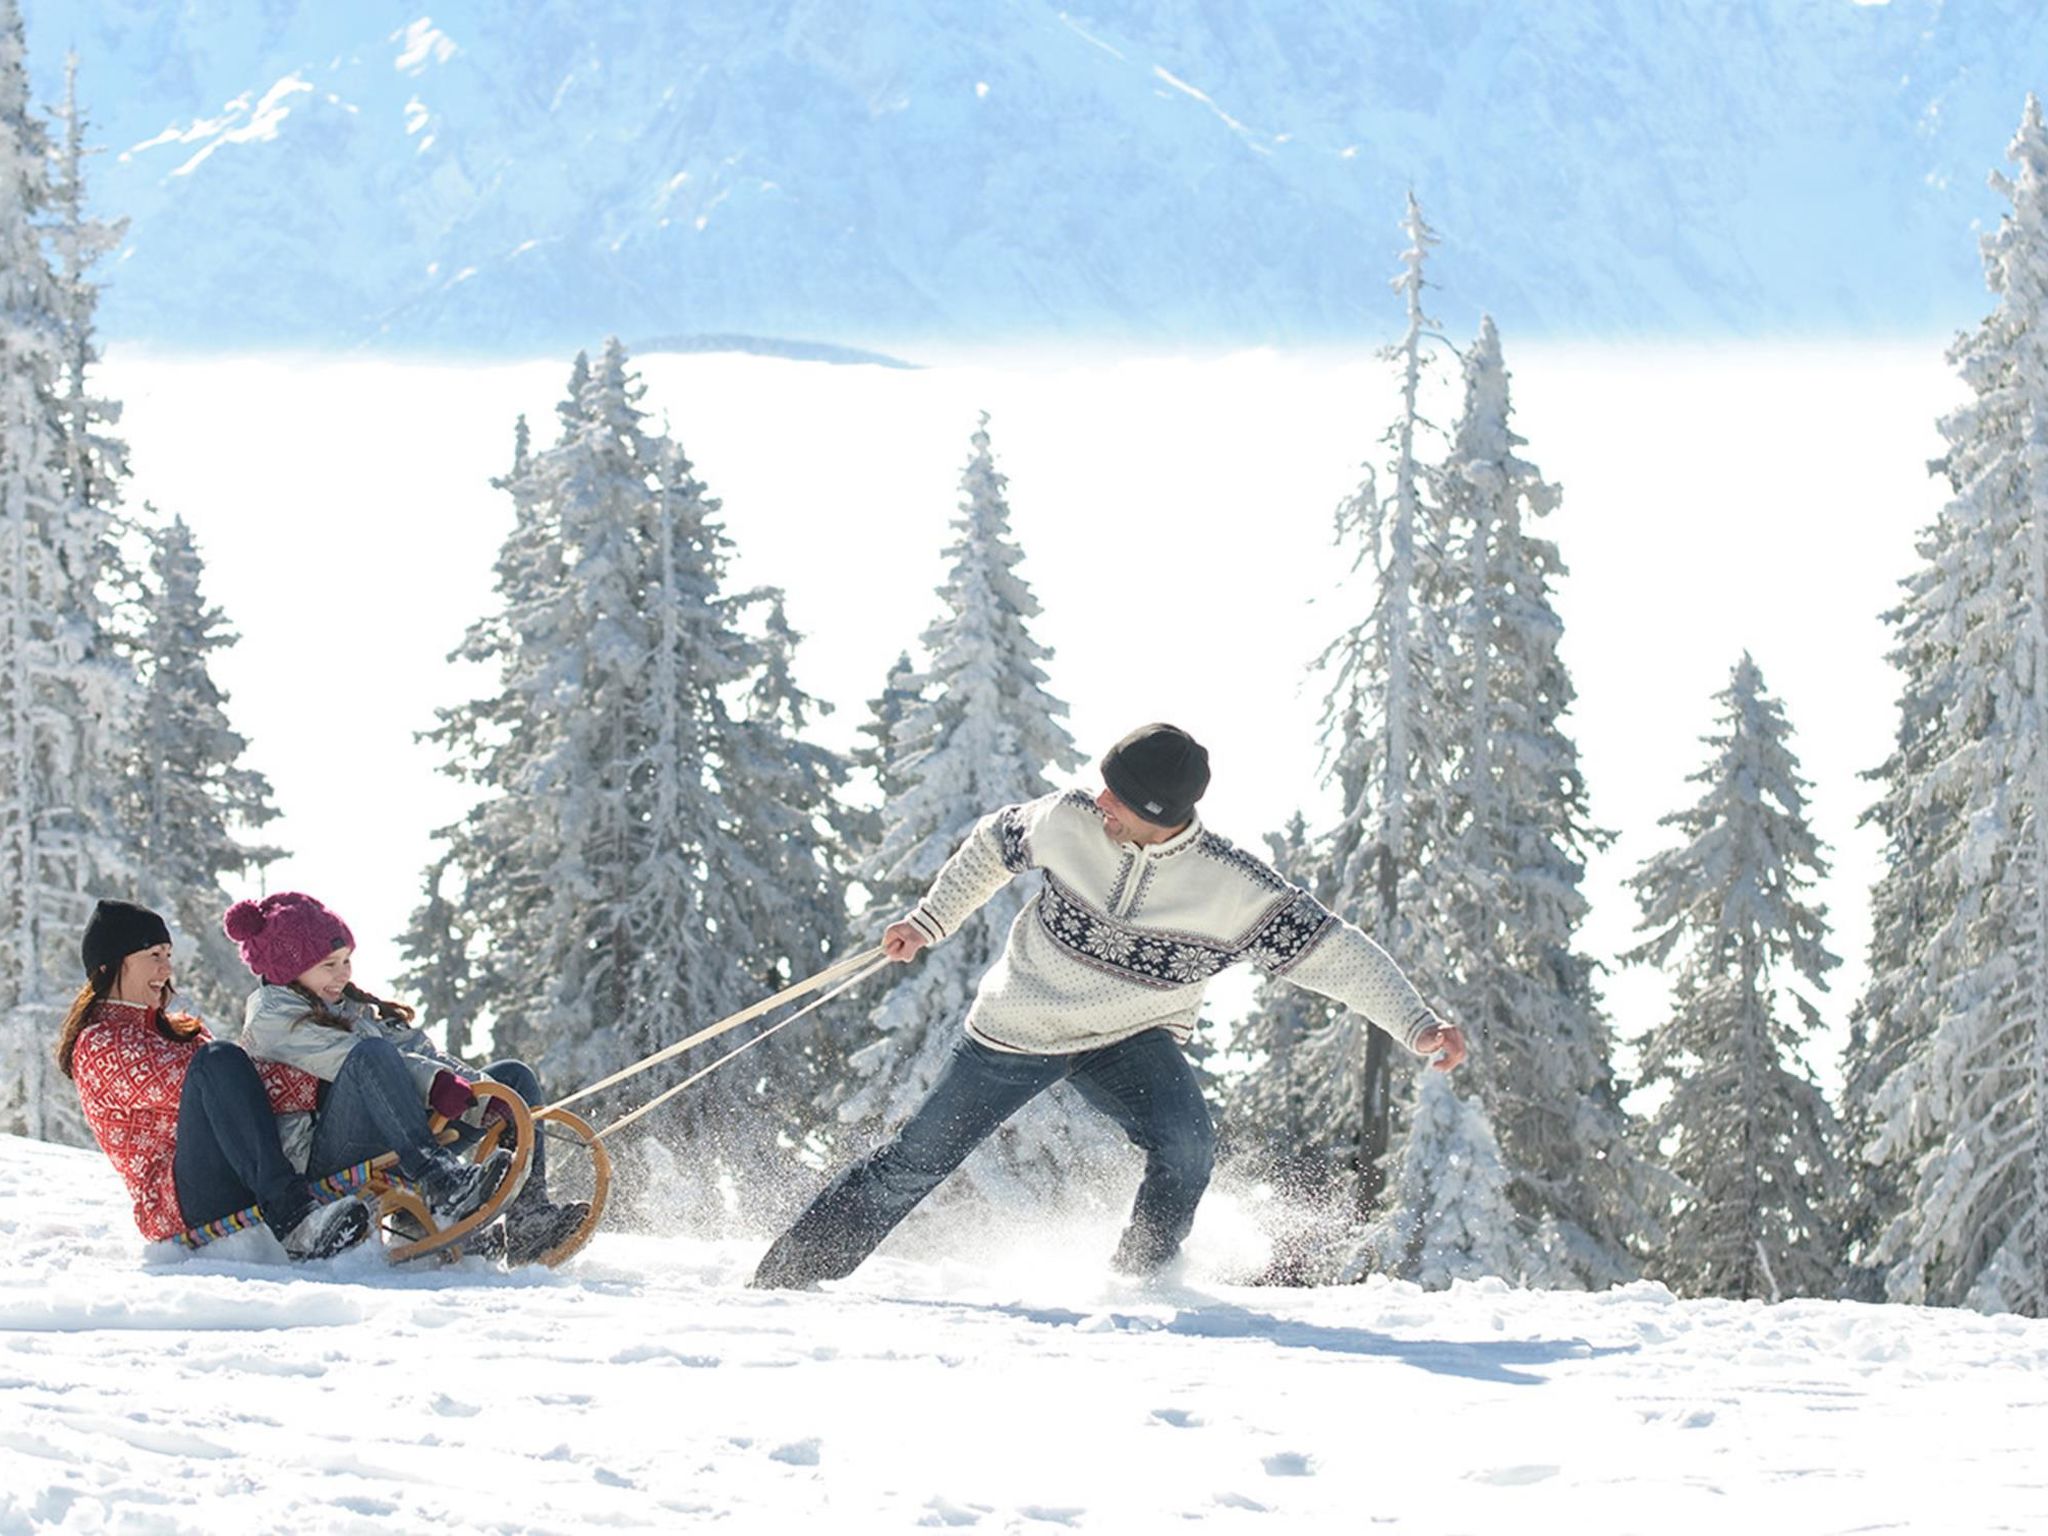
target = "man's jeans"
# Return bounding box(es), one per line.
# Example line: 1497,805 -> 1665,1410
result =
753,1028 -> 1216,1287
173,1041 -> 316,1239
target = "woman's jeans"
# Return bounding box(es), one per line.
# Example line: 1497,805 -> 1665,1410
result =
753,1028 -> 1216,1287
172,1042 -> 315,1240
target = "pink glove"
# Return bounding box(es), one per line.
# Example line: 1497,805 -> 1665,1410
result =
427,1069 -> 475,1122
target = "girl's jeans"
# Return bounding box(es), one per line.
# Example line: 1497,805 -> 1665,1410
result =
306,1037 -> 550,1198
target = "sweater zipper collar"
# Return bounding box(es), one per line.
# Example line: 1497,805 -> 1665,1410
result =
1107,816 -> 1203,917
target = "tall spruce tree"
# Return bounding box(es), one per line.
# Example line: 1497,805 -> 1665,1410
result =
1302,193 -> 1455,1216
1227,814 -> 1335,1191
49,54 -> 126,553
414,341 -> 854,1220
1423,317 -> 1654,1287
1628,656 -> 1844,1301
832,415 -> 1111,1216
123,512 -> 279,1019
43,52 -> 141,938
1852,97 -> 2048,1316
0,4 -> 104,1138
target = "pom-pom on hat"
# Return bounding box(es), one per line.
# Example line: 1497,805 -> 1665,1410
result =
81,899 -> 173,978
1100,722 -> 1211,829
223,892 -> 355,985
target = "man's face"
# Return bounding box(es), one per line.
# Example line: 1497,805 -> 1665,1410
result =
1095,785 -> 1178,846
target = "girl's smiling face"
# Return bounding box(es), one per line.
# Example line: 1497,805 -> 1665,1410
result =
294,946 -> 353,1004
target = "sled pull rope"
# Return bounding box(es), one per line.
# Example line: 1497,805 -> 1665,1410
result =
547,945 -> 887,1115
596,955 -> 892,1142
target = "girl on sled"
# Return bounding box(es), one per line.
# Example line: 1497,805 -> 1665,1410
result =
228,891 -> 588,1265
61,899 -> 370,1260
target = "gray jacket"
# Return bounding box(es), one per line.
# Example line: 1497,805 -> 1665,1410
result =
240,985 -> 472,1172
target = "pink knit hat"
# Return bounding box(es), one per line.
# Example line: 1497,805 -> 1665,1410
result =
223,892 -> 355,985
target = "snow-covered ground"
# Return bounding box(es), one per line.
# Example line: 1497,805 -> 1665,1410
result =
4,1134 -> 2043,1534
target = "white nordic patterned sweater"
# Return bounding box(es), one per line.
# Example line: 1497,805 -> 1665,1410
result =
905,790 -> 1443,1058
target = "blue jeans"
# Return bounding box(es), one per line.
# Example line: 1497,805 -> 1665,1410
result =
306,1041 -> 551,1199
307,1036 -> 449,1185
474,1058 -> 549,1202
173,1042 -> 318,1239
753,1028 -> 1216,1286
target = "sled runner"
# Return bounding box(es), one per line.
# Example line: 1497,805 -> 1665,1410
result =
171,1080 -> 613,1268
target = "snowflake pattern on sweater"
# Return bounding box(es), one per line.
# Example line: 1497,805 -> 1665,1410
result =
910,791 -> 1439,1056
70,1001 -> 318,1240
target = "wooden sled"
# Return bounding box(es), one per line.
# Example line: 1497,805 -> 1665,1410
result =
171,1081 -> 612,1269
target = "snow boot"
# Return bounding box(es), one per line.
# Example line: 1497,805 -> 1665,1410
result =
500,1200 -> 592,1266
420,1147 -> 516,1226
283,1196 -> 371,1262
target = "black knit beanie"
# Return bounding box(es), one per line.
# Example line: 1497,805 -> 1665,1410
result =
1100,723 -> 1211,828
81,899 -> 173,979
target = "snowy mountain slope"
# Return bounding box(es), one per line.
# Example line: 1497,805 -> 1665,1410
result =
25,0 -> 2048,352
4,1133 -> 2045,1533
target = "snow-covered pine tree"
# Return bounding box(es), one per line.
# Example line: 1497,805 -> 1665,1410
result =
854,651 -> 919,809
1301,192 -> 1456,1216
43,53 -> 139,894
1223,812 -> 1359,1283
415,342 -> 854,1220
121,512 -> 279,1020
1423,316 -> 1655,1288
0,5 -> 107,1139
1627,655 -> 1844,1302
397,854 -> 479,1062
1854,97 -> 2048,1316
832,414 -> 1108,1217
711,584 -> 861,1144
843,650 -> 919,897
405,411 -> 555,1058
48,54 -> 127,557
1839,449 -> 1964,1300
1227,813 -> 1335,1189
1349,1071 -> 1527,1289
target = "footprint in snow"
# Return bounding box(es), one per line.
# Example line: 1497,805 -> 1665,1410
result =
1468,1464 -> 1559,1486
770,1438 -> 821,1466
1262,1452 -> 1315,1477
1150,1407 -> 1204,1429
919,1497 -> 989,1527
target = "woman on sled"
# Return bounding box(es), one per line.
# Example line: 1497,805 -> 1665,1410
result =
60,899 -> 370,1261
229,891 -> 588,1265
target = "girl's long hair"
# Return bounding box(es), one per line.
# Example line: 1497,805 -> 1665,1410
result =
56,964 -> 203,1079
286,981 -> 415,1032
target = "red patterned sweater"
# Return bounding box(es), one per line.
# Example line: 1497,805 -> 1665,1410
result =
70,999 -> 321,1240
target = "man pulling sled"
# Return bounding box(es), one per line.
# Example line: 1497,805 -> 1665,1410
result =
753,722 -> 1465,1289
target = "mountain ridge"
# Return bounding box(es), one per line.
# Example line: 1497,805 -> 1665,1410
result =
27,0 -> 2044,352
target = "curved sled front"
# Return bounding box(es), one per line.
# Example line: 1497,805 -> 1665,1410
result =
526,1104 -> 611,1267
380,1080 -> 534,1264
